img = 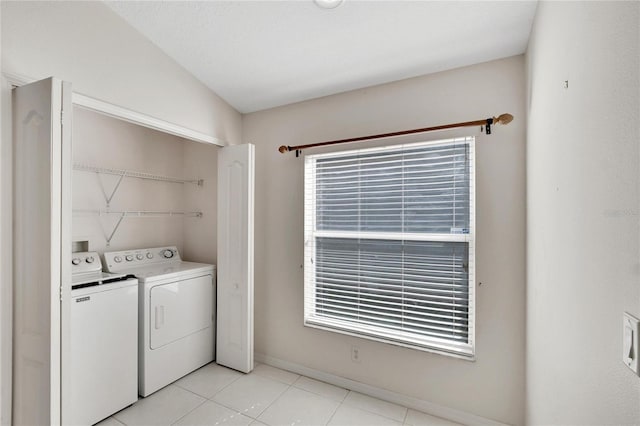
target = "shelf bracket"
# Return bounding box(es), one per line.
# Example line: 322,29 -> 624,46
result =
102,172 -> 127,208
105,213 -> 126,247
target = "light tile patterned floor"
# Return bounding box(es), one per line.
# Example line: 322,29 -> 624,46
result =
98,363 -> 463,426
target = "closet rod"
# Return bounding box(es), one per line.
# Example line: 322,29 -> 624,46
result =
74,164 -> 203,186
278,113 -> 514,156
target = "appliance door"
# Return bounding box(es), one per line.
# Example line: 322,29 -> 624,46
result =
70,281 -> 138,426
150,274 -> 213,350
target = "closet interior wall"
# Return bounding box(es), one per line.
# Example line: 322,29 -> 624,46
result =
72,107 -> 217,263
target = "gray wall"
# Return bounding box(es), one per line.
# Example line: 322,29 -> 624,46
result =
526,1 -> 640,424
243,55 -> 526,425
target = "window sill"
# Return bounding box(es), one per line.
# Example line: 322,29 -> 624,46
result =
304,318 -> 475,362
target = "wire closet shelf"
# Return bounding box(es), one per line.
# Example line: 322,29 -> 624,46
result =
73,164 -> 204,186
73,164 -> 204,246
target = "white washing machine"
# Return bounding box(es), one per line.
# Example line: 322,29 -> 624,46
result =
69,252 -> 138,426
104,246 -> 216,397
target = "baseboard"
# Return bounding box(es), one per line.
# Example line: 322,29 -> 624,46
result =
254,352 -> 508,426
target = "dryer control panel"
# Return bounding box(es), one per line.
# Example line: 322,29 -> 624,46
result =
104,246 -> 182,272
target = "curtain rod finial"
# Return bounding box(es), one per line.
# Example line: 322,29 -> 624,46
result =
278,145 -> 290,154
496,113 -> 514,125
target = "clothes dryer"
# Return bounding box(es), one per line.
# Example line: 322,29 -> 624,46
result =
104,246 -> 215,396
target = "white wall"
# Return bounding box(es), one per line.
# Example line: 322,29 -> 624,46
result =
526,2 -> 640,424
243,56 -> 526,425
1,0 -> 241,145
72,107 -> 217,256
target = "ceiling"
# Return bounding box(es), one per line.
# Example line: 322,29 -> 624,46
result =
106,1 -> 538,114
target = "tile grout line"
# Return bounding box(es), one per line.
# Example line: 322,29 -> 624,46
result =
207,379 -> 263,421
262,364 -> 412,423
107,415 -> 126,426
326,390 -> 352,426
255,367 -> 409,424
169,396 -> 208,426
112,410 -> 129,425
324,397 -> 344,426
198,371 -> 245,399
262,362 -> 470,426
111,395 -> 144,425
123,365 -> 246,426
254,382 -> 293,423
124,363 -> 423,426
165,384 -> 213,426
172,382 -> 215,399
112,385 -> 207,426
208,398 -> 258,419
252,368 -> 301,386
169,363 -> 245,398
289,384 -> 349,404
402,405 -> 410,425
205,375 -> 292,421
235,365 -> 350,405
328,390 -> 409,423
290,377 -> 350,403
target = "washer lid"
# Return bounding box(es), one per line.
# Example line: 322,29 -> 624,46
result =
72,271 -> 129,287
115,261 -> 214,283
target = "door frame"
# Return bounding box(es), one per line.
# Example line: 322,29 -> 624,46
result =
3,72 -> 226,146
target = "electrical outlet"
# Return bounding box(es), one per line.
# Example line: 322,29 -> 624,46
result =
351,346 -> 361,363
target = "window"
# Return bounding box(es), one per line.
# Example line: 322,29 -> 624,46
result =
304,137 -> 475,358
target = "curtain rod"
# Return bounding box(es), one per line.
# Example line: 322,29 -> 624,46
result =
278,113 -> 514,156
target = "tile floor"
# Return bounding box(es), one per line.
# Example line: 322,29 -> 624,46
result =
98,363 -> 463,426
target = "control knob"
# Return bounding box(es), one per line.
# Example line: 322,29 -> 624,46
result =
146,252 -> 153,259
162,249 -> 174,259
71,258 -> 81,265
85,256 -> 95,264
136,254 -> 144,260
125,255 -> 134,262
114,256 -> 122,263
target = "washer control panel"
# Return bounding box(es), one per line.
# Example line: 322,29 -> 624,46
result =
71,251 -> 102,274
103,246 -> 182,272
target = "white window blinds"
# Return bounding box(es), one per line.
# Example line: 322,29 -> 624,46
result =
304,137 -> 475,357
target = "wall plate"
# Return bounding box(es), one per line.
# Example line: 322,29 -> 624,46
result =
623,312 -> 639,375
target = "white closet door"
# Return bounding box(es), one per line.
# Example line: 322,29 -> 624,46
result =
217,144 -> 254,373
12,77 -> 72,426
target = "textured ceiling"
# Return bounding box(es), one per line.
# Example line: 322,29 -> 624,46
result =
106,1 -> 537,113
